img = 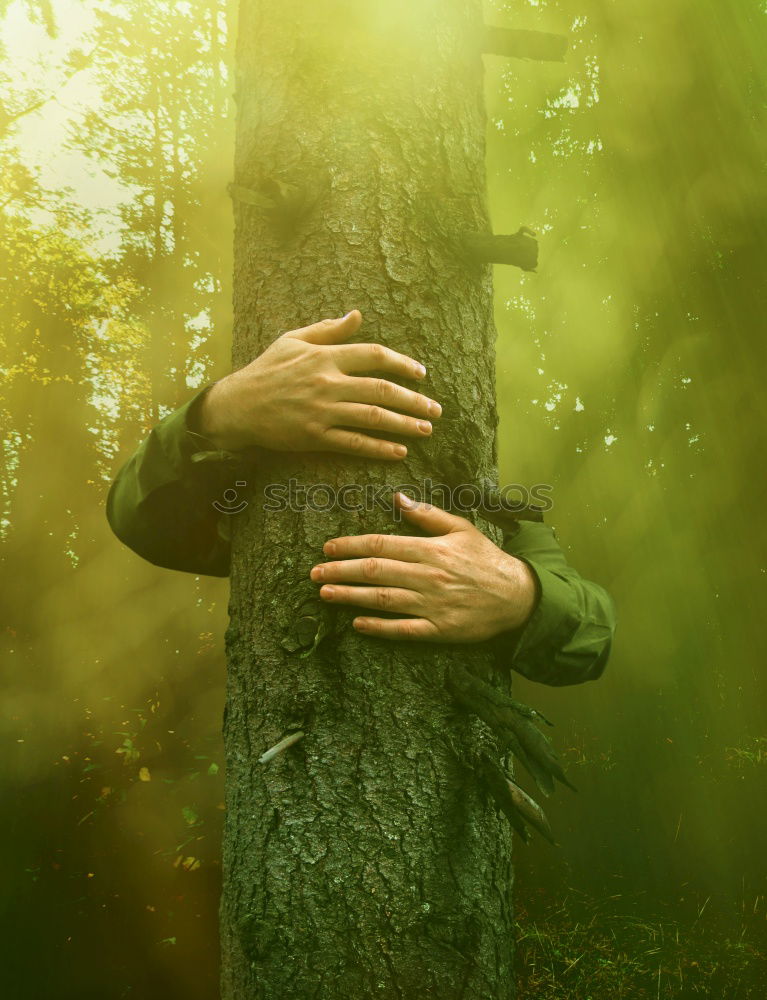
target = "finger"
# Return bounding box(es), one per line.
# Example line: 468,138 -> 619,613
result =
349,377 -> 442,420
332,402 -> 432,439
394,492 -> 467,535
321,428 -> 408,461
319,584 -> 422,614
323,533 -> 431,562
332,342 -> 426,380
311,557 -> 430,588
285,310 -> 362,345
353,617 -> 440,641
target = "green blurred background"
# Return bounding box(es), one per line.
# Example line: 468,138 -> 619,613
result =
1,0 -> 765,996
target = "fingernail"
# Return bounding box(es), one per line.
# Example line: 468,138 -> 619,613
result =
393,444 -> 407,457
321,585 -> 335,599
310,566 -> 324,581
417,420 -> 432,435
428,400 -> 442,418
414,363 -> 426,378
354,618 -> 369,631
323,541 -> 336,556
397,492 -> 416,509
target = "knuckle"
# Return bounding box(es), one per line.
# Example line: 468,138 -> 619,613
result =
429,539 -> 449,561
367,405 -> 384,427
369,342 -> 386,364
373,377 -> 390,402
362,557 -> 379,580
375,588 -> 391,610
430,567 -> 451,588
369,534 -> 386,556
347,431 -> 365,452
311,371 -> 335,391
304,419 -> 325,440
443,614 -> 461,636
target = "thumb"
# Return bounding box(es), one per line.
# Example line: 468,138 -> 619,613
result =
394,492 -> 465,535
286,309 -> 362,345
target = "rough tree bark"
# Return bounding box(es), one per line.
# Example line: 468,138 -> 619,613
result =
222,1 -> 531,996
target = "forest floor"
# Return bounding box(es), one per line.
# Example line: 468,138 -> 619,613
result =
514,887 -> 767,999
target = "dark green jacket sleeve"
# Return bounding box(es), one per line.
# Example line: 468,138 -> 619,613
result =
495,520 -> 617,687
107,398 -> 616,686
106,388 -> 240,577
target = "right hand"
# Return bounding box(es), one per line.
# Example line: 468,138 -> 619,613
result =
193,310 -> 442,460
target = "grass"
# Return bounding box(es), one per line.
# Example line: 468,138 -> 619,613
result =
514,889 -> 767,999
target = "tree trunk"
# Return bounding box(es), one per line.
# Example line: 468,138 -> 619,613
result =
222,2 -> 516,996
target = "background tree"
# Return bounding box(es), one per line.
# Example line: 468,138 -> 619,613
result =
1,5 -> 233,995
73,0 -> 236,415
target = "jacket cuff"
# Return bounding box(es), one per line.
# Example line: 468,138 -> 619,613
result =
126,387 -> 242,508
157,386 -> 242,474
509,558 -> 581,671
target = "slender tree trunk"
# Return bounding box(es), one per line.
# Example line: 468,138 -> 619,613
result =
222,2 -> 515,996
148,75 -> 166,421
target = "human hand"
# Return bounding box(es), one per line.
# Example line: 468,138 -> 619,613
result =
193,310 -> 441,458
310,493 -> 538,642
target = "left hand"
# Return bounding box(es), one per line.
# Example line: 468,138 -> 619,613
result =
310,493 -> 538,642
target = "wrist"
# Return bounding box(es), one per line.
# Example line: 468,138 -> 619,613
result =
189,379 -> 242,451
495,553 -> 538,635
513,557 -> 539,628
